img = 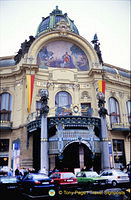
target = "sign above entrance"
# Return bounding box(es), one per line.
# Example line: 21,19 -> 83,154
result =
37,41 -> 89,71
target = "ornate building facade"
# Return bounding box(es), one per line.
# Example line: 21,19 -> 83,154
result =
0,7 -> 130,173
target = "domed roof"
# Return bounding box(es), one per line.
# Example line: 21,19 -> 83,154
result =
36,6 -> 79,36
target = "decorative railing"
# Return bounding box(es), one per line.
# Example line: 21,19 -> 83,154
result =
62,129 -> 90,139
111,122 -> 130,131
26,111 -> 41,123
0,120 -> 13,129
26,105 -> 97,124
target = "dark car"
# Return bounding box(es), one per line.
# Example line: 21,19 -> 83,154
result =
20,173 -> 54,194
50,172 -> 78,190
0,176 -> 20,192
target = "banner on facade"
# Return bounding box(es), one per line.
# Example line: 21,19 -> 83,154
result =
26,75 -> 35,114
98,80 -> 105,94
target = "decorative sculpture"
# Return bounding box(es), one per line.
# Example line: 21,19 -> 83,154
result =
91,33 -> 103,65
14,35 -> 35,64
40,89 -> 49,116
97,92 -> 108,118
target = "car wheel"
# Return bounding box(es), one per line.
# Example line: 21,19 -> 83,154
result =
88,182 -> 93,190
112,181 -> 117,187
27,187 -> 33,193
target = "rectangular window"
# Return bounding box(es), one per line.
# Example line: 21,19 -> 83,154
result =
81,103 -> 92,116
0,139 -> 9,152
126,101 -> 131,123
0,157 -> 8,166
113,139 -> 126,168
36,101 -> 41,111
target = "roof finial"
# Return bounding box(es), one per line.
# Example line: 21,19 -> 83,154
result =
50,6 -> 62,15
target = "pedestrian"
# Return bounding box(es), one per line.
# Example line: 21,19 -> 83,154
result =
53,167 -> 59,172
89,166 -> 94,171
48,169 -> 53,176
15,168 -> 20,176
8,169 -> 13,176
81,166 -> 86,171
39,166 -> 48,175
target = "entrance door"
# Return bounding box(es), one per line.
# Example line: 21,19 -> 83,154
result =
61,142 -> 93,172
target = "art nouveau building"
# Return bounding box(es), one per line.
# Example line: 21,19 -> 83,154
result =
0,7 -> 130,173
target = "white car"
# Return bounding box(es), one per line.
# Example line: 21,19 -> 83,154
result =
100,169 -> 129,187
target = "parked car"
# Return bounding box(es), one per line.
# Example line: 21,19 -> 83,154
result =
100,169 -> 129,187
0,167 -> 10,176
20,173 -> 54,194
76,171 -> 107,189
50,172 -> 77,190
0,176 -> 20,192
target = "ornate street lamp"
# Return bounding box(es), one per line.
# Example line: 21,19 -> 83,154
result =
97,91 -> 110,169
40,89 -> 49,171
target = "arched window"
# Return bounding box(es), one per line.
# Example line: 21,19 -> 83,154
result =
0,93 -> 12,121
126,100 -> 131,123
55,91 -> 72,116
108,97 -> 120,124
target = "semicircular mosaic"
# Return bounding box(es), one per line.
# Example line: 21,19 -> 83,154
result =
37,41 -> 89,71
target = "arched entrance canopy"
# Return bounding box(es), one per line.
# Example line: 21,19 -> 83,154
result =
57,141 -> 93,172
62,140 -> 92,153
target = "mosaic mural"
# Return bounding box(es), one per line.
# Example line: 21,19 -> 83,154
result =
37,41 -> 89,71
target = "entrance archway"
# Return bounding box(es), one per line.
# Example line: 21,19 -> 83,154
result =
58,142 -> 93,172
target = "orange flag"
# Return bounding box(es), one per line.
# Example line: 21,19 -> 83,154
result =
98,80 -> 105,94
26,75 -> 35,113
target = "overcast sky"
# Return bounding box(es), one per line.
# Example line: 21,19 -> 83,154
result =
0,0 -> 130,70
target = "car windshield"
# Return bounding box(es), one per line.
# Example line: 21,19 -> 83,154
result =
32,174 -> 49,180
51,173 -> 61,179
62,173 -> 75,179
115,171 -> 127,176
85,172 -> 99,177
0,177 -> 17,183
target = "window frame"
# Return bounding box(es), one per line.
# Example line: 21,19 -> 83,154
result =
126,100 -> 131,123
0,93 -> 12,121
108,97 -> 120,124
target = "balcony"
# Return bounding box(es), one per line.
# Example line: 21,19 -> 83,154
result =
26,113 -> 101,133
0,120 -> 13,129
111,122 -> 130,132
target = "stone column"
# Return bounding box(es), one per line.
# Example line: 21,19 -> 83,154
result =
101,117 -> 110,169
79,145 -> 84,169
97,92 -> 110,169
73,83 -> 80,104
40,89 -> 49,171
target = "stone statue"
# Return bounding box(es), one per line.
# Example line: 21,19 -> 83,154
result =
91,34 -> 103,65
14,35 -> 35,64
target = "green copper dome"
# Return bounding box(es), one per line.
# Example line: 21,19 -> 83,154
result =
36,6 -> 79,36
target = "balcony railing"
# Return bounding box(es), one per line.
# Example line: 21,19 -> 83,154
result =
111,122 -> 130,131
26,111 -> 41,123
26,105 -> 96,124
0,120 -> 13,129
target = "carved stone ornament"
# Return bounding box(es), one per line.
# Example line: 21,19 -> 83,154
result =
47,82 -> 55,89
110,91 -> 116,97
56,19 -> 70,32
73,84 -> 80,90
81,91 -> 91,100
119,91 -> 124,98
59,84 -> 67,90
